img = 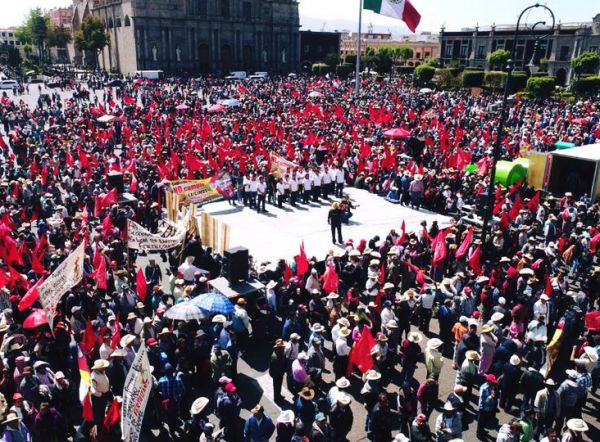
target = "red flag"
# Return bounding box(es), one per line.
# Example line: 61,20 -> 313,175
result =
136,268 -> 147,302
591,232 -> 600,253
81,320 -> 97,355
101,397 -> 121,441
509,195 -> 524,220
0,268 -> 8,289
103,187 -> 118,207
585,311 -> 600,331
467,245 -> 482,275
493,198 -> 505,215
528,191 -> 540,212
93,255 -> 107,290
123,95 -> 136,106
455,227 -> 473,260
295,242 -> 309,276
395,220 -> 406,245
346,326 -> 376,376
82,388 -> 94,422
544,274 -> 553,296
17,276 -> 45,311
110,314 -> 121,350
499,211 -> 510,230
283,262 -> 293,285
379,263 -> 385,285
432,230 -> 448,266
322,262 -> 339,293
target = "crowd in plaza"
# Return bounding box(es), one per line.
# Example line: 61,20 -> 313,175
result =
0,71 -> 598,442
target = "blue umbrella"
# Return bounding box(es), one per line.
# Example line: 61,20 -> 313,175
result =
191,292 -> 234,315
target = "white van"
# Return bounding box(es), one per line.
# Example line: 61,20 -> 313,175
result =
225,71 -> 247,80
135,70 -> 164,80
0,80 -> 18,89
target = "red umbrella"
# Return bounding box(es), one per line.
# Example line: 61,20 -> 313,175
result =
383,128 -> 411,139
207,104 -> 226,113
23,309 -> 49,329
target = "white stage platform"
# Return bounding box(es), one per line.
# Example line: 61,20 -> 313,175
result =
201,188 -> 452,263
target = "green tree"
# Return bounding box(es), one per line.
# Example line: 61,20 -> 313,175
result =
47,25 -> 72,49
484,70 -> 508,91
376,47 -> 393,74
539,57 -> 549,73
16,8 -> 49,62
526,76 -> 555,99
397,46 -> 414,65
413,64 -> 436,85
572,76 -> 600,97
487,49 -> 510,70
462,70 -> 484,88
571,51 -> 600,77
74,16 -> 110,69
323,52 -> 340,69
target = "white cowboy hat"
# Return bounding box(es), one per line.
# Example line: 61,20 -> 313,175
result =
566,418 -> 589,432
491,312 -> 504,322
408,332 -> 422,343
337,318 -> 350,328
190,397 -> 209,415
583,346 -> 599,362
311,323 -> 324,332
92,359 -> 109,370
277,409 -> 295,424
509,355 -> 521,366
337,393 -> 352,405
426,338 -> 443,350
336,377 -> 350,389
3,413 -> 20,424
443,401 -> 455,411
364,370 -> 382,381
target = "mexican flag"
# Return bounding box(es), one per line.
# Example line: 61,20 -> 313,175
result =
364,0 -> 421,33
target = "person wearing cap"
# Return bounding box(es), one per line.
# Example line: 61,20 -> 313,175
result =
275,409 -> 295,442
215,383 -> 242,440
437,299 -> 455,353
3,412 -> 32,442
416,287 -> 436,334
19,367 -> 41,407
144,257 -> 162,289
232,297 -> 252,351
243,404 -> 275,442
9,392 -> 35,431
50,371 -> 74,433
157,362 -> 186,430
518,365 -> 545,416
476,374 -> 498,439
410,413 -> 432,442
499,354 -> 523,414
269,339 -> 287,403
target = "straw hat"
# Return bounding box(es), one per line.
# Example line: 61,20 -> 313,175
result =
273,339 -> 286,349
383,282 -> 395,290
499,256 -> 511,263
376,332 -> 388,342
212,314 -> 226,323
3,413 -> 20,424
327,292 -> 340,300
481,324 -> 494,334
311,323 -> 324,332
584,346 -> 599,362
491,312 -> 504,322
364,370 -> 382,381
298,387 -> 315,400
297,351 -> 309,361
385,320 -> 399,329
566,418 -> 589,432
337,318 -> 350,328
336,377 -> 350,389
120,334 -> 135,347
157,327 -> 172,337
427,338 -> 443,350
337,393 -> 351,405
443,402 -> 455,411
339,327 -> 351,338
509,355 -> 521,366
407,332 -> 422,343
476,276 -> 489,284
466,350 -> 480,361
92,359 -> 109,370
190,397 -> 209,415
277,409 -> 295,424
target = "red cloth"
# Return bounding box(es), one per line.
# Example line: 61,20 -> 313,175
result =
346,326 -> 376,376
93,255 -> 107,290
283,262 -> 293,286
81,320 -> 97,355
467,245 -> 482,276
295,242 -> 309,276
322,262 -> 339,293
395,220 -> 406,245
100,397 -> 121,442
110,314 -> 121,350
528,191 -> 540,212
136,268 -> 147,302
17,276 -> 44,311
585,311 -> 600,331
82,389 -> 94,422
509,195 -> 524,220
432,230 -> 448,266
455,227 -> 472,260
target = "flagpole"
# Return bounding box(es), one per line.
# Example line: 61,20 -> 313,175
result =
354,0 -> 363,97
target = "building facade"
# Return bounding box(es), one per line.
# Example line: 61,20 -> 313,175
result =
72,0 -> 300,75
299,31 -> 340,69
439,13 -> 600,85
340,28 -> 439,65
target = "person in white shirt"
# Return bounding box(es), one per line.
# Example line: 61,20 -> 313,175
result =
321,166 -> 332,199
533,295 -> 550,324
335,166 -> 345,197
289,172 -> 299,206
284,333 -> 300,364
248,174 -> 258,208
276,179 -> 286,208
256,175 -> 267,212
303,174 -> 312,204
333,327 -> 352,378
311,168 -> 321,202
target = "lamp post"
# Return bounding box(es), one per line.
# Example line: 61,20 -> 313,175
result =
480,3 -> 555,247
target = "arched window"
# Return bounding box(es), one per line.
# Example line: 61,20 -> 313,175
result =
108,18 -> 114,29
124,16 -> 131,27
115,17 -> 122,27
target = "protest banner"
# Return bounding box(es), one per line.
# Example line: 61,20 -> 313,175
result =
38,241 -> 85,317
270,153 -> 296,178
121,343 -> 152,442
171,172 -> 233,205
127,219 -> 186,251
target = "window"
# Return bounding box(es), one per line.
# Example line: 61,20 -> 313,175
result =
444,43 -> 452,58
459,43 -> 469,58
416,52 -> 421,59
197,0 -> 207,16
559,45 -> 570,61
8,33 -> 12,37
108,18 -> 114,29
589,46 -> 598,54
221,0 -> 230,18
124,16 -> 131,26
243,2 -> 251,20
496,39 -> 505,50
424,51 -> 430,58
115,17 -> 122,27
477,45 -> 485,59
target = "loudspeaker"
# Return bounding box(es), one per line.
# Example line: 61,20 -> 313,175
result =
107,171 -> 124,194
223,246 -> 249,283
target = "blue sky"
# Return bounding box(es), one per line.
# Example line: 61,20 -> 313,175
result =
2,0 -> 598,34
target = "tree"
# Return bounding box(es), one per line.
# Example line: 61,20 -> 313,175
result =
74,16 -> 110,69
413,64 -> 436,85
16,8 -> 49,62
571,51 -> 600,77
323,52 -> 340,69
397,46 -> 414,65
0,44 -> 22,68
572,76 -> 600,97
462,70 -> 484,88
526,76 -> 555,99
47,25 -> 72,49
487,49 -> 510,70
484,71 -> 508,91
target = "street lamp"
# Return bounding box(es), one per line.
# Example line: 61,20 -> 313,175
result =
480,3 -> 555,248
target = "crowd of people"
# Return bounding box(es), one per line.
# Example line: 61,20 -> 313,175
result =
0,71 -> 598,442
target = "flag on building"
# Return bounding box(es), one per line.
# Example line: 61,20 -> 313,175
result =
364,0 -> 421,33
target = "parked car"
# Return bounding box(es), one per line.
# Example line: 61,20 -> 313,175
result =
0,80 -> 18,89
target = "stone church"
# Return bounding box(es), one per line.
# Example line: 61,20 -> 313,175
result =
72,0 -> 300,75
